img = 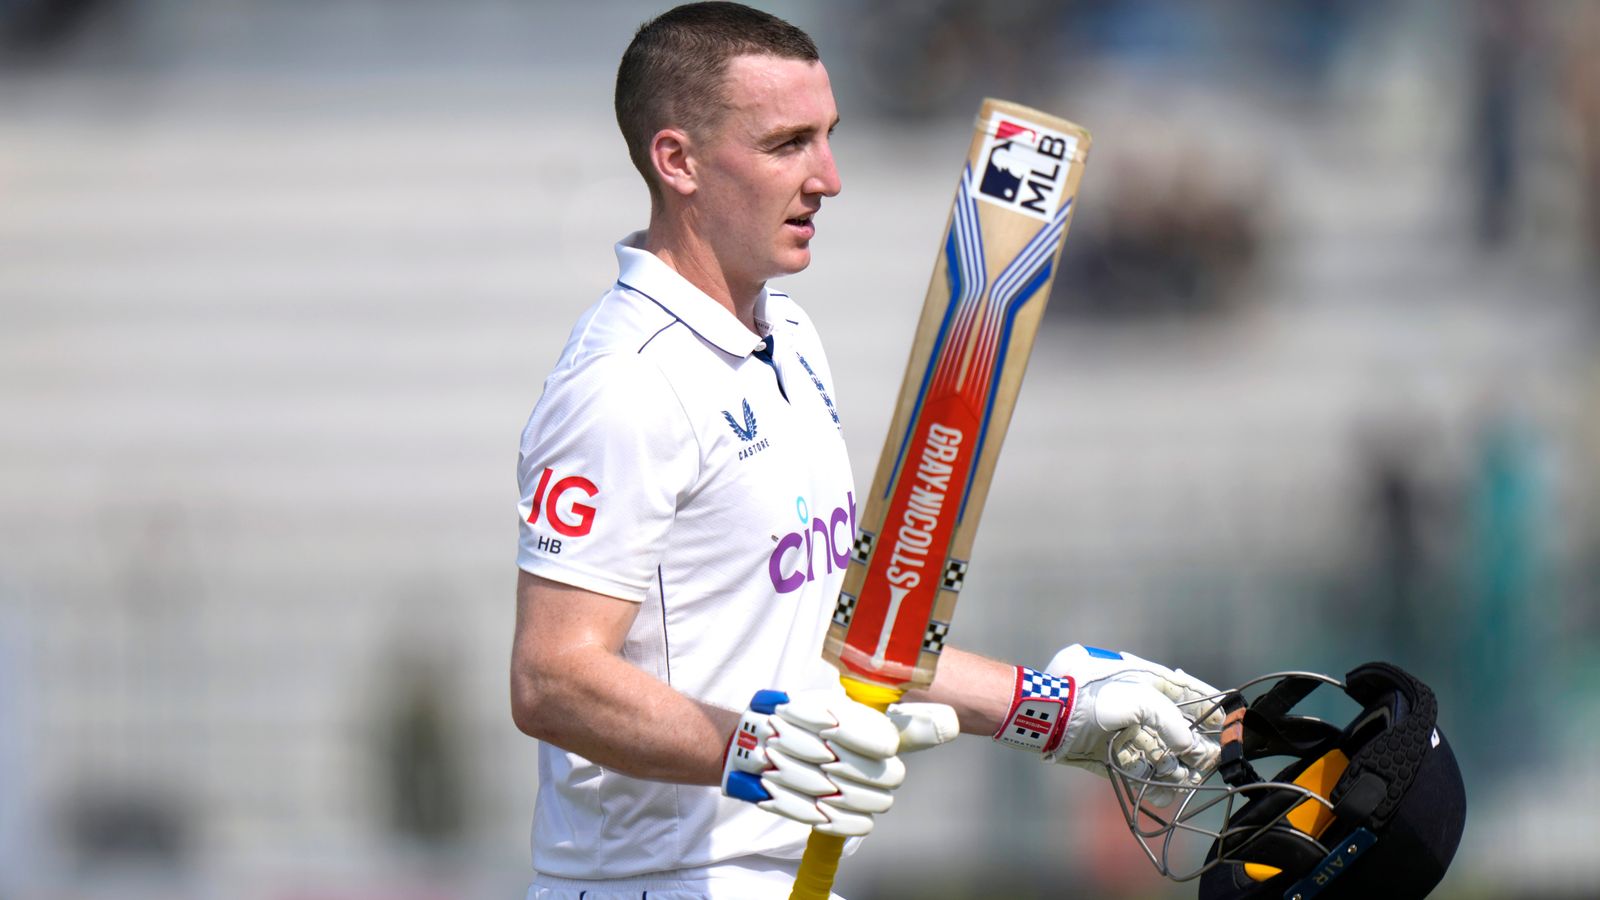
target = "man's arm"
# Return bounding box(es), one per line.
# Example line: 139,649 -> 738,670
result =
510,569 -> 738,786
901,646 -> 1013,735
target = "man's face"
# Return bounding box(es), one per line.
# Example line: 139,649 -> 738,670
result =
691,54 -> 841,292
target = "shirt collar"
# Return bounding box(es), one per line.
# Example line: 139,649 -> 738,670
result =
614,231 -> 770,358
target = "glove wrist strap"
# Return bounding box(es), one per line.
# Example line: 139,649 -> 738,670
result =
994,666 -> 1073,755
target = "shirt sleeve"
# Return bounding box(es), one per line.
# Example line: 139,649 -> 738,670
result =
516,352 -> 699,601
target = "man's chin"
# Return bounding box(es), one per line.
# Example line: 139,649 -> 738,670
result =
776,247 -> 813,276
741,249 -> 813,288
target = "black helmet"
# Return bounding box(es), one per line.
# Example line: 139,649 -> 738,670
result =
1109,662 -> 1467,899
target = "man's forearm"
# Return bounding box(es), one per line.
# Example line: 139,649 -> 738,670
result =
511,571 -> 740,786
900,646 -> 1014,735
513,643 -> 739,785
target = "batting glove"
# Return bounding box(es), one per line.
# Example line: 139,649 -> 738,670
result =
722,689 -> 958,836
994,644 -> 1223,804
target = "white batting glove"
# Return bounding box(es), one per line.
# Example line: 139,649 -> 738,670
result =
994,644 -> 1223,805
722,689 -> 958,836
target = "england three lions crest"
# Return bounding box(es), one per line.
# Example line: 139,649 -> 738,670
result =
975,114 -> 1077,222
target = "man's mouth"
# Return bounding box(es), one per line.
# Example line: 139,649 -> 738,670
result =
785,213 -> 815,237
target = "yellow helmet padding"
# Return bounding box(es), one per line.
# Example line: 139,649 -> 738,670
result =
1243,748 -> 1351,882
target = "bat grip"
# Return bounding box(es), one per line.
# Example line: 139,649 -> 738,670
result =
789,833 -> 846,900
788,678 -> 905,900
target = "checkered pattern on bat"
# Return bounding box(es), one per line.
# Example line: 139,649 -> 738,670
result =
852,531 -> 875,566
832,592 -> 857,628
942,559 -> 968,592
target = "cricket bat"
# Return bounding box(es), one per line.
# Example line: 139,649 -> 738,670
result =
790,99 -> 1091,900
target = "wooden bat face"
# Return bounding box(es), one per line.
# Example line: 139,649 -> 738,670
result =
823,100 -> 1091,691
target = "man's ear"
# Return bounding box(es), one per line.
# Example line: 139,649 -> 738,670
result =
649,128 -> 697,198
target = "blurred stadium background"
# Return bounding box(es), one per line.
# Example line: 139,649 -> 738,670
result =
3,0 -> 1598,897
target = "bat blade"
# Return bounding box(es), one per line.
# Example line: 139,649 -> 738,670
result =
792,98 -> 1092,900
824,99 -> 1091,692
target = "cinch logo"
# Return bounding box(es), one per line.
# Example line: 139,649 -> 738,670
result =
975,114 -> 1075,222
528,467 -> 598,538
769,492 -> 856,594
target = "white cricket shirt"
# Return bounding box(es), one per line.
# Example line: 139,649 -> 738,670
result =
517,233 -> 856,878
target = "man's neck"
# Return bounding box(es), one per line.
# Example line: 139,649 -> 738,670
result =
643,215 -> 763,335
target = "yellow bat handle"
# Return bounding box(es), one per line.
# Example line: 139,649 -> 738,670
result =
789,833 -> 846,900
788,677 -> 905,900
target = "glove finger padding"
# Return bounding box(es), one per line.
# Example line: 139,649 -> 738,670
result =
722,688 -> 925,837
817,697 -> 902,759
823,773 -> 897,814
757,780 -> 831,826
823,742 -> 906,790
763,746 -> 841,797
764,724 -> 835,765
885,701 -> 961,753
813,803 -> 875,837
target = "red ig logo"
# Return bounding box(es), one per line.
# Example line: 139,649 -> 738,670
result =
529,467 -> 599,537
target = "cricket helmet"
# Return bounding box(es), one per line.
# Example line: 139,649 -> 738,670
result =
1110,661 -> 1466,899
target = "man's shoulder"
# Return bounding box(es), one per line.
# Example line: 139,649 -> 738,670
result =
526,311 -> 692,445
561,283 -> 685,360
540,282 -> 721,406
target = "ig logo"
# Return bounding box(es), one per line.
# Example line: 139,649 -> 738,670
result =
528,467 -> 599,544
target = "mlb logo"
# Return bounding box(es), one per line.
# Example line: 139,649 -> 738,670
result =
978,120 -> 1039,201
974,113 -> 1077,222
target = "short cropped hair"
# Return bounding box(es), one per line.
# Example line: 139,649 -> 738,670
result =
615,2 -> 820,202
